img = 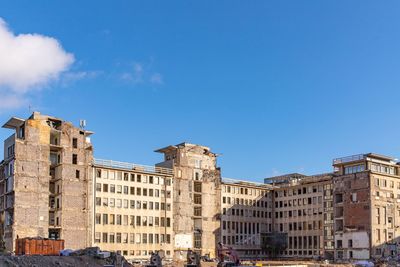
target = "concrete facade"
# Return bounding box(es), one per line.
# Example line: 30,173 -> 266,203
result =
1,112 -> 400,263
91,160 -> 174,261
0,112 -> 93,251
220,178 -> 273,259
333,153 -> 400,260
264,173 -> 334,260
155,143 -> 221,261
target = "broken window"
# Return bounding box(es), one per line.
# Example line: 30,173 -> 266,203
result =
72,138 -> 78,148
194,194 -> 202,204
72,154 -> 77,165
76,170 -> 80,179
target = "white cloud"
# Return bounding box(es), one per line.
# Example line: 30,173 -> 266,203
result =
0,18 -> 74,92
0,17 -> 74,111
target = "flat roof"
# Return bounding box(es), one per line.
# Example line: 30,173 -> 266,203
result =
2,117 -> 25,129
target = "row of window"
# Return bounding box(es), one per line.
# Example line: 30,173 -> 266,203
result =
95,213 -> 171,227
95,197 -> 171,211
94,232 -> 171,244
221,235 -> 259,246
222,221 -> 261,234
275,208 -> 323,219
375,178 -> 400,189
277,221 -> 323,232
222,197 -> 268,208
288,235 -> 320,249
223,185 -> 269,197
109,249 -> 171,257
96,169 -> 171,185
344,164 -> 365,175
222,208 -> 271,218
275,185 -> 323,198
96,183 -> 171,198
275,196 -> 323,208
371,163 -> 396,175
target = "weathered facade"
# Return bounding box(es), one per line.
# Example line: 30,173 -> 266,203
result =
264,173 -> 334,259
156,143 -> 221,260
1,112 -> 400,263
220,178 -> 273,259
91,159 -> 174,261
333,153 -> 400,260
0,112 -> 93,251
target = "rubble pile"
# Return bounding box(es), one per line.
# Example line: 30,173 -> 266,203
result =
0,247 -> 132,267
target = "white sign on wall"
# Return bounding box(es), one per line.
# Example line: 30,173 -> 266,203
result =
174,234 -> 193,249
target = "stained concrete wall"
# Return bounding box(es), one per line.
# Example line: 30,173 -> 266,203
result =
0,112 -> 93,251
156,143 -> 221,260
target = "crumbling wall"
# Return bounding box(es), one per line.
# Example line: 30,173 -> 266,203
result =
59,123 -> 93,249
10,117 -> 51,252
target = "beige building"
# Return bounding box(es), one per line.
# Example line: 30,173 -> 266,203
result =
264,173 -> 334,259
155,143 -> 221,260
333,153 -> 400,260
220,178 -> 273,259
92,159 -> 174,261
2,112 -> 400,263
0,112 -> 93,251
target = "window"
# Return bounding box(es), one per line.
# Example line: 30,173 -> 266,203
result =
194,233 -> 202,248
194,194 -> 202,204
102,233 -> 108,243
75,170 -> 80,179
95,232 -> 101,243
102,214 -> 108,224
72,154 -> 78,165
344,164 -> 365,174
194,207 -> 202,216
103,184 -> 108,192
194,182 -> 202,193
72,138 -> 78,148
95,214 -> 101,224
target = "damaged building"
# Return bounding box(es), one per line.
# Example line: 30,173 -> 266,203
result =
0,112 -> 93,251
333,153 -> 400,260
1,112 -> 400,263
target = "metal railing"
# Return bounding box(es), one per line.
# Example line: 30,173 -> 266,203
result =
222,177 -> 274,189
93,158 -> 174,176
333,154 -> 365,165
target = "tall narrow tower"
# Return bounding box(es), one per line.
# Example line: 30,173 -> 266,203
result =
156,142 -> 221,260
0,112 -> 94,251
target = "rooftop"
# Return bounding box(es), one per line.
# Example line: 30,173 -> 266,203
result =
93,158 -> 174,176
332,153 -> 397,165
222,177 -> 274,189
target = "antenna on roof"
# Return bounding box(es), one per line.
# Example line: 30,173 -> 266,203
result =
79,119 -> 86,130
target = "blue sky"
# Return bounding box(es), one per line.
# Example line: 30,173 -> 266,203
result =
1,1 -> 400,181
